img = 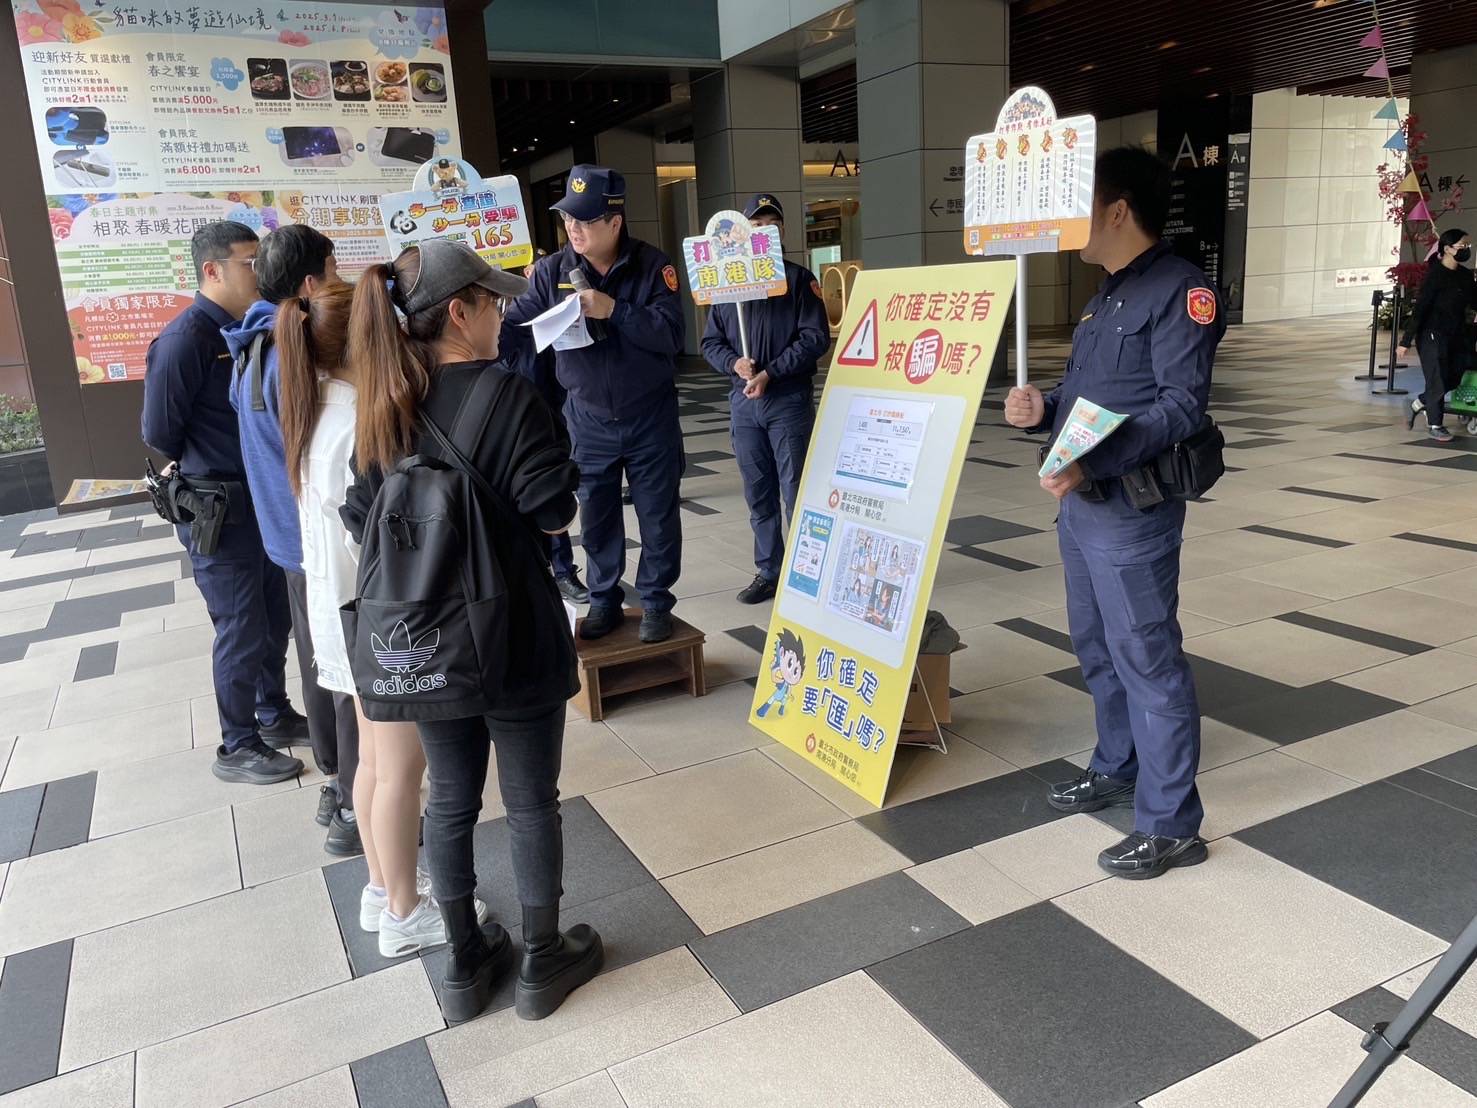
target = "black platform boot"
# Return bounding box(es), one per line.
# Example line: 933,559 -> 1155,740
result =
515,905 -> 604,1021
439,895 -> 513,1025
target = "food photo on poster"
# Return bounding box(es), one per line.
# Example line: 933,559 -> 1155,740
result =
12,0 -> 461,384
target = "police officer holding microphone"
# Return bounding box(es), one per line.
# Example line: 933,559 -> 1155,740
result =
503,165 -> 686,643
1005,147 -> 1226,881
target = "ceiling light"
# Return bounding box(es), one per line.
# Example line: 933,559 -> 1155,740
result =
1194,66 -> 1212,75
1206,92 -> 1220,99
1080,63 -> 1095,73
1159,40 -> 1178,50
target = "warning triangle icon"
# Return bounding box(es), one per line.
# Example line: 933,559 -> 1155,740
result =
836,299 -> 879,366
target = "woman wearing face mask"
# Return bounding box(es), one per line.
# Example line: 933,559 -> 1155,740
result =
342,240 -> 600,1025
276,282 -> 489,959
1398,228 -> 1477,443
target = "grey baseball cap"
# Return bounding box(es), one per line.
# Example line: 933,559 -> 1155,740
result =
397,238 -> 529,315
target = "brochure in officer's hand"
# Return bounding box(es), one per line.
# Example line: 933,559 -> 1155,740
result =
1038,397 -> 1128,479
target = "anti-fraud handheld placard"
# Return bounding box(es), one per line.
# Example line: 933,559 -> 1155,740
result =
1038,397 -> 1128,479
379,156 -> 532,271
13,0 -> 461,383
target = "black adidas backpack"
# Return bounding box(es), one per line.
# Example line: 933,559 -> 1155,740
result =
342,368 -> 537,722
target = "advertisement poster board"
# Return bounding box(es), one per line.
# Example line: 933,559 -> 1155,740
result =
963,86 -> 1096,257
379,156 -> 532,271
681,209 -> 787,306
748,262 -> 1015,806
12,0 -> 460,384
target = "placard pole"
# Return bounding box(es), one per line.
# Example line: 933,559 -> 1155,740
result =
1014,255 -> 1029,387
736,300 -> 751,361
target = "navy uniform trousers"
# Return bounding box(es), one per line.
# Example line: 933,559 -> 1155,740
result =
1059,492 -> 1203,838
178,513 -> 292,753
731,387 -> 814,581
566,388 -> 683,613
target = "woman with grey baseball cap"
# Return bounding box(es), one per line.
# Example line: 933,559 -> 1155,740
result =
342,239 -> 603,1023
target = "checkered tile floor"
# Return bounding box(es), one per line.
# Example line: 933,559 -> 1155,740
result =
2,316 -> 1477,1107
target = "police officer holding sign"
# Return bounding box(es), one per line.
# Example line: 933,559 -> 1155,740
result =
1005,147 -> 1226,880
504,165 -> 686,643
701,194 -> 830,604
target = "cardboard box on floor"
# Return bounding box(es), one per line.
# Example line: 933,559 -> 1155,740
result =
901,651 -> 954,734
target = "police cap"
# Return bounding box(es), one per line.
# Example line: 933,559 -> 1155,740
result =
743,193 -> 784,221
552,164 -> 627,222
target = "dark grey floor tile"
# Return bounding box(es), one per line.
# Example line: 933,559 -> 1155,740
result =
954,545 -> 1038,571
12,531 -> 79,557
944,515 -> 1042,546
1236,781 -> 1477,941
997,617 -> 1074,653
679,499 -> 720,516
1407,435 -> 1477,453
868,902 -> 1253,1108
682,465 -> 718,478
1395,531 -> 1477,555
685,451 -> 735,464
1280,485 -> 1378,503
691,871 -> 968,1013
1384,767 -> 1477,818
1220,416 -> 1300,429
1319,421 -> 1392,434
0,784 -> 44,864
1336,452 -> 1418,467
1425,454 -> 1477,472
1275,611 -> 1430,656
108,504 -> 153,520
1420,745 -> 1477,790
73,641 -> 118,682
725,625 -> 767,653
351,1037 -> 448,1108
1220,402 -> 1302,415
1242,524 -> 1350,548
0,940 -> 72,1096
857,765 -> 1069,864
29,773 -> 96,855
1224,437 -> 1289,450
1333,987 -> 1477,1096
74,521 -> 142,550
1191,663 -> 1402,743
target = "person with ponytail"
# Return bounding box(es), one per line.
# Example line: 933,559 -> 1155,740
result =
341,240 -> 600,1024
276,282 -> 489,958
1398,227 -> 1477,443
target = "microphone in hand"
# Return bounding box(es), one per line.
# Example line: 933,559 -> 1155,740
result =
567,268 -> 607,341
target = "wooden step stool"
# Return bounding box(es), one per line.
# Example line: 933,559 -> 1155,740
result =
571,609 -> 707,722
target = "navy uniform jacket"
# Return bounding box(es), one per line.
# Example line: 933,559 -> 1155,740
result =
700,260 -> 831,398
1038,241 -> 1224,483
502,237 -> 685,421
141,292 -> 245,478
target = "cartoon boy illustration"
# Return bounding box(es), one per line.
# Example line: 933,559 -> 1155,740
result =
713,218 -> 745,257
756,628 -> 805,718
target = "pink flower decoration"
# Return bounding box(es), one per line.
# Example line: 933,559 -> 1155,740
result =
277,29 -> 310,47
48,208 -> 74,240
17,10 -> 64,43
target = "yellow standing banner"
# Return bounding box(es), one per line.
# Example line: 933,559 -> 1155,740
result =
748,260 -> 1016,806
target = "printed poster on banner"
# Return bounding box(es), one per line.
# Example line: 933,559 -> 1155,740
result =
962,86 -> 1096,257
681,209 -> 787,305
379,156 -> 532,270
12,0 -> 461,383
749,262 -> 1016,806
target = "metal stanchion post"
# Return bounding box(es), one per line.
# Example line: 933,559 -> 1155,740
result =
1355,289 -> 1383,382
1374,285 -> 1409,396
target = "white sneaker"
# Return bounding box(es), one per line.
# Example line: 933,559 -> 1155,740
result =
378,895 -> 447,957
360,869 -> 432,932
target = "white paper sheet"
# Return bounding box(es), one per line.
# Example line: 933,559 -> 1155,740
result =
523,293 -> 592,353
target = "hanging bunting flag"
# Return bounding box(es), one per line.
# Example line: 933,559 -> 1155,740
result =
1384,130 -> 1408,152
1373,98 -> 1401,121
1398,171 -> 1422,193
1408,198 -> 1434,223
1364,56 -> 1391,79
1359,26 -> 1384,50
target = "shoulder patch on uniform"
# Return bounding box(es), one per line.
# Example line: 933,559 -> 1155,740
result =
809,279 -> 822,299
1079,311 -> 1094,322
662,264 -> 679,292
1187,287 -> 1216,326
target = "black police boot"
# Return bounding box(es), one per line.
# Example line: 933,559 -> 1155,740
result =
579,605 -> 622,640
736,575 -> 777,605
515,904 -> 604,1021
439,895 -> 514,1025
1047,769 -> 1136,814
639,609 -> 673,644
1098,831 -> 1208,880
557,568 -> 590,604
324,808 -> 363,856
212,740 -> 303,785
258,707 -> 309,749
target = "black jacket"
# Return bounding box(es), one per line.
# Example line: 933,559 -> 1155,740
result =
343,362 -> 581,712
1401,262 -> 1477,348
141,293 -> 245,478
701,260 -> 831,399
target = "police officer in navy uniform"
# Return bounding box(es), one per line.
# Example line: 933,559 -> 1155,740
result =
503,166 -> 685,643
1005,147 -> 1226,880
700,194 -> 829,604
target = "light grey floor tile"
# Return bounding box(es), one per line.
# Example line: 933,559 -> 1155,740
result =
480,718 -> 652,822
1178,574 -> 1324,626
134,959 -> 442,1108
1195,750 -> 1361,841
1142,1010 -> 1475,1108
602,681 -> 767,773
0,654 -> 81,701
50,654 -> 216,729
1058,839 -> 1447,1037
1281,710 -> 1477,784
609,972 -> 1004,1108
949,624 -> 1075,694
90,743 -> 298,839
536,1071 -> 626,1108
233,785 -> 332,888
1188,618 -> 1402,687
0,1055 -> 133,1108
111,623 -> 217,674
945,675 -> 1097,768
1387,957 -> 1477,1040
1312,589 -> 1477,647
903,849 -> 1040,926
61,870 -> 349,1070
0,807 -> 239,957
1335,649 -> 1477,705
0,605 -> 50,637
0,693 -> 55,742
2,701 -> 194,794
236,1067 -> 358,1108
975,813 -> 1123,899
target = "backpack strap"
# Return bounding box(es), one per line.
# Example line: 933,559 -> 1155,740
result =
232,332 -> 269,412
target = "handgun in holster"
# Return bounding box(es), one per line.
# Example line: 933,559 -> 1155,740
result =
143,458 -> 232,556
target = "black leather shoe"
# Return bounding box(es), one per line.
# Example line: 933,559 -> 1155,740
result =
315,784 -> 337,827
1099,832 -> 1208,880
1047,769 -> 1136,814
736,575 -> 777,605
579,605 -> 622,640
639,609 -> 673,643
324,809 -> 363,856
516,905 -> 604,1021
439,896 -> 514,1025
556,568 -> 590,604
212,740 -> 303,785
258,708 -> 309,749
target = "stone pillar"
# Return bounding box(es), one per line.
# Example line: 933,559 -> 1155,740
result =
595,127 -> 661,246
691,65 -> 805,259
854,0 -> 1008,268
1409,45 -> 1477,250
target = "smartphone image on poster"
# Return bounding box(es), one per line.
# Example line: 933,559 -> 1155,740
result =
280,126 -> 355,168
380,127 -> 436,165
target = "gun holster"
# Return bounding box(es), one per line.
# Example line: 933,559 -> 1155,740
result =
143,459 -> 237,556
